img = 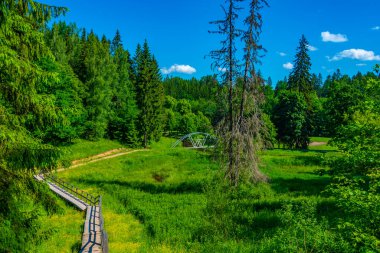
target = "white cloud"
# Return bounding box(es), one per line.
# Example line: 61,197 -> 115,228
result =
307,45 -> 318,51
283,62 -> 294,70
356,63 -> 367,67
321,31 -> 348,42
218,67 -> 227,72
277,52 -> 287,57
161,64 -> 196,75
371,26 -> 380,30
329,49 -> 380,61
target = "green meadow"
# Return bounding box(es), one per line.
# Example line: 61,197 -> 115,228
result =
31,137 -> 354,252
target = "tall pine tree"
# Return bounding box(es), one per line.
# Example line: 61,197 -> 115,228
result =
74,31 -> 113,140
275,35 -> 315,149
108,30 -> 139,145
134,41 -> 164,148
0,1 -> 67,250
288,35 -> 312,94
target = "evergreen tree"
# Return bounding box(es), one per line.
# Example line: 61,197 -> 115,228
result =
134,41 -> 165,148
274,77 -> 287,96
267,76 -> 273,87
35,58 -> 86,143
275,35 -> 315,149
110,29 -> 122,55
0,1 -> 67,250
288,35 -> 312,94
108,31 -> 139,145
75,31 -> 113,140
273,91 -> 309,149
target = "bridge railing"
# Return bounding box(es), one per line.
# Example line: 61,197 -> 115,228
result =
44,173 -> 100,206
98,196 -> 109,253
171,132 -> 217,148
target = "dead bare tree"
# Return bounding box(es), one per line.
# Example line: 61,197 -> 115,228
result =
238,0 -> 269,182
210,0 -> 269,185
210,0 -> 243,185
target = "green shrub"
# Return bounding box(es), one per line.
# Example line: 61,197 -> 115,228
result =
258,200 -> 352,253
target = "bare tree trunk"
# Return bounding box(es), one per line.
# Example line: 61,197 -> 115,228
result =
210,0 -> 269,186
228,0 -> 235,184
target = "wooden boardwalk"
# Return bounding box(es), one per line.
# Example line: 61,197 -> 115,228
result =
34,174 -> 88,211
80,206 -> 103,253
34,174 -> 107,253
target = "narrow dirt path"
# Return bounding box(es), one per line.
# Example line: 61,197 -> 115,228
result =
71,148 -> 128,166
309,141 -> 327,147
58,149 -> 147,172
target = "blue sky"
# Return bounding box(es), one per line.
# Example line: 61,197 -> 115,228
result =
43,0 -> 380,83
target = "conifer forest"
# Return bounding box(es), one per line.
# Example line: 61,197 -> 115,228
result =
0,0 -> 379,252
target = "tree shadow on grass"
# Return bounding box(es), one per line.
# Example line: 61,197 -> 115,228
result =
270,177 -> 330,196
73,178 -> 205,194
272,147 -> 337,154
293,155 -> 323,166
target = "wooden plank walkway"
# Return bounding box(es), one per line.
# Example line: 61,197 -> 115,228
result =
34,174 -> 88,211
34,174 -> 107,253
48,181 -> 88,211
80,206 -> 103,253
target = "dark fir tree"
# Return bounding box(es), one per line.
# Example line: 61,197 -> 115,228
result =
274,77 -> 287,96
288,35 -> 312,95
0,1 -> 67,250
273,90 -> 309,149
75,31 -> 113,140
108,31 -> 139,145
311,73 -> 322,92
274,35 -> 316,149
134,41 -> 165,148
267,76 -> 273,87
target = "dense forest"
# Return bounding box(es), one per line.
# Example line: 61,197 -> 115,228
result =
0,0 -> 379,252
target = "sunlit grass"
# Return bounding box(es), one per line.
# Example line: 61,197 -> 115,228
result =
34,198 -> 84,253
59,138 -> 125,162
44,137 -> 340,252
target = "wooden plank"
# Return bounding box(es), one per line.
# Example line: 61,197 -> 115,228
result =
47,182 -> 88,211
81,206 -> 103,253
33,174 -> 45,182
34,173 -> 106,252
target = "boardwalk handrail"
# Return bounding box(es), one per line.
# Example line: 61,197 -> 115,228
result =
36,172 -> 108,252
98,196 -> 109,253
44,173 -> 100,206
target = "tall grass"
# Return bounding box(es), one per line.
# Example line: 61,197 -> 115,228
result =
40,137 -> 351,252
59,138 -> 125,162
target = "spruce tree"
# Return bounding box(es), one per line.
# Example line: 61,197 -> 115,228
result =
134,41 -> 164,148
108,30 -> 139,145
275,35 -> 315,149
288,35 -> 312,94
74,31 -> 112,140
273,90 -> 309,149
0,1 -> 67,250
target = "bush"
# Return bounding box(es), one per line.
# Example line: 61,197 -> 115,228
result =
325,172 -> 380,251
258,200 -> 352,253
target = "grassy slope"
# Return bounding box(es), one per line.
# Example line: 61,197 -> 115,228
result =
33,197 -> 84,253
58,138 -> 219,252
44,137 -> 339,252
32,139 -> 125,252
60,138 -> 125,162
